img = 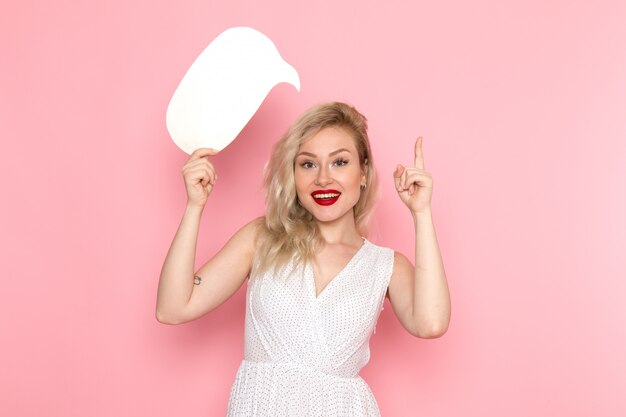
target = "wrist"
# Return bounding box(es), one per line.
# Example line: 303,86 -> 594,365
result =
411,208 -> 432,222
185,202 -> 205,215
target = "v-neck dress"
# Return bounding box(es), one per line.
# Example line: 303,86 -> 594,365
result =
226,238 -> 395,416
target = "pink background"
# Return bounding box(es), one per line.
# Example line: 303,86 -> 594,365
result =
2,1 -> 625,416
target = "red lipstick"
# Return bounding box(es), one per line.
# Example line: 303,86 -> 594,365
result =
311,189 -> 341,206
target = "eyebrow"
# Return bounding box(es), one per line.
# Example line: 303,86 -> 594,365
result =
296,148 -> 352,158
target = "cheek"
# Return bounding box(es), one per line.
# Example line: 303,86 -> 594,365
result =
294,170 -> 309,195
344,169 -> 363,188
294,170 -> 303,188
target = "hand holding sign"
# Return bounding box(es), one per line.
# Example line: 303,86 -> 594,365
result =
182,148 -> 219,208
166,27 -> 300,154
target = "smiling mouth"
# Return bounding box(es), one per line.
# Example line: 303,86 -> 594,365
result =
311,190 -> 341,206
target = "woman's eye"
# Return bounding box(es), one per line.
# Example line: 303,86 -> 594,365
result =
301,161 -> 315,169
334,159 -> 349,167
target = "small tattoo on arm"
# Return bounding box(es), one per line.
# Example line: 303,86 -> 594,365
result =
194,276 -> 203,285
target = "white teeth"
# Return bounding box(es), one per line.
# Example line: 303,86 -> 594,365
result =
313,193 -> 340,199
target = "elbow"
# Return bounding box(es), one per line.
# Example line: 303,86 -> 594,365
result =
155,309 -> 184,325
421,323 -> 448,339
410,320 -> 449,339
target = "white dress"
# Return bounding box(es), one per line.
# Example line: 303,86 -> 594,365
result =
226,238 -> 395,416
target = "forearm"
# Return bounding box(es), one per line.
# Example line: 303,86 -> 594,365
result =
156,203 -> 204,322
412,209 -> 451,335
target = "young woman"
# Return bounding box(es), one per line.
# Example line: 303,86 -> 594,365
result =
156,102 -> 451,416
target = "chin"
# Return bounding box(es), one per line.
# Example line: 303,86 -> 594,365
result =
310,208 -> 354,224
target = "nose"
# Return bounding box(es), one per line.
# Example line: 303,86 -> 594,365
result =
314,164 -> 333,186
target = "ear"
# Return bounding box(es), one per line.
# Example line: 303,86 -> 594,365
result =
361,158 -> 369,184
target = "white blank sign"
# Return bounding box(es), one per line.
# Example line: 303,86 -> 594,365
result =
166,27 -> 301,154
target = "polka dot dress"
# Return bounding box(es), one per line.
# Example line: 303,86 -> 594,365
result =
226,238 -> 394,416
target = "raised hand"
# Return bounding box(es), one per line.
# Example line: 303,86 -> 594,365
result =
393,137 -> 433,214
182,148 -> 219,208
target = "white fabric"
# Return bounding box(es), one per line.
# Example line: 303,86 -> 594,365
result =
226,238 -> 395,416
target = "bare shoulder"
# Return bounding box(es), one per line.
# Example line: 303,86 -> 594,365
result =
238,215 -> 265,234
393,251 -> 414,274
228,216 -> 265,254
386,251 -> 414,299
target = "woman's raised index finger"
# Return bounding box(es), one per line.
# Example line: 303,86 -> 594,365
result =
414,137 -> 425,170
190,147 -> 219,160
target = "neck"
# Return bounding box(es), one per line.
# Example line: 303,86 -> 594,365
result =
315,211 -> 362,245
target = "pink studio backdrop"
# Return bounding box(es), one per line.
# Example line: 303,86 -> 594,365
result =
2,1 -> 625,416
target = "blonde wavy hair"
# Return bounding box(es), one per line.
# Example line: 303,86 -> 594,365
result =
254,102 -> 379,276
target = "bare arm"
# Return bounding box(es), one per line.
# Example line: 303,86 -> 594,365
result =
155,212 -> 261,325
155,147 -> 260,324
387,211 -> 450,338
387,137 -> 451,338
